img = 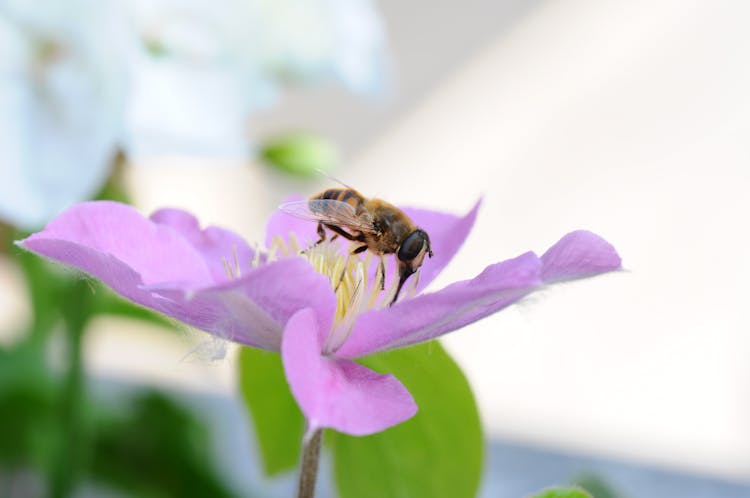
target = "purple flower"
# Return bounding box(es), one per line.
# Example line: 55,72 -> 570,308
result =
17,200 -> 620,436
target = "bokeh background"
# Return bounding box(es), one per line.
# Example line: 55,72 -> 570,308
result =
1,0 -> 749,497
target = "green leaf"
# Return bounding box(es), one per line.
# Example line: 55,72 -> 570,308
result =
329,341 -> 483,498
571,473 -> 624,498
238,346 -> 304,475
530,487 -> 593,498
260,132 -> 339,177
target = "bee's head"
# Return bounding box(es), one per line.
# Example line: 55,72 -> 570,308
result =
392,229 -> 432,305
397,229 -> 432,271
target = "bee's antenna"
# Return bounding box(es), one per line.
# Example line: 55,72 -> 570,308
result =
315,168 -> 355,190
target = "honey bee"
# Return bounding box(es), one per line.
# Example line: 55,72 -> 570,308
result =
280,187 -> 433,305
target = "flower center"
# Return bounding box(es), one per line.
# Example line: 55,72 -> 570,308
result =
262,234 -> 419,353
219,234 -> 420,353
33,38 -> 64,65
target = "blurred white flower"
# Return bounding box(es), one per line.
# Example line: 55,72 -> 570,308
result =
125,0 -> 388,159
0,0 -> 126,230
0,0 -> 389,212
244,0 -> 388,94
124,0 -> 270,158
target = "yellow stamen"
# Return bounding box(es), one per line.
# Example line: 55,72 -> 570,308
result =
232,245 -> 241,278
252,242 -> 262,268
222,257 -> 235,279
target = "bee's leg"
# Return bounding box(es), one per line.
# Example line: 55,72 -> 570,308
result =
412,269 -> 421,292
391,266 -> 415,306
334,253 -> 351,292
351,245 -> 368,255
324,224 -> 359,241
315,222 -> 326,245
391,275 -> 407,306
378,255 -> 386,290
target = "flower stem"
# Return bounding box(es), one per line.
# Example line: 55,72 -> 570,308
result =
51,279 -> 92,498
296,429 -> 323,498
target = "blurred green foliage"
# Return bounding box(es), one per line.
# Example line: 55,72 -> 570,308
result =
572,473 -> 625,498
260,132 -> 339,177
0,377 -> 238,498
239,346 -> 305,475
530,487 -> 593,498
0,345 -> 58,475
90,391 -> 237,498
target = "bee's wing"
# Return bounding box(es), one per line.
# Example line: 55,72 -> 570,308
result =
279,199 -> 378,233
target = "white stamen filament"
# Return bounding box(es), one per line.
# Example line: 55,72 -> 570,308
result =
232,245 -> 241,278
221,244 -> 243,279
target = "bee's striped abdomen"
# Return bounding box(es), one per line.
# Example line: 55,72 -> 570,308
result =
311,188 -> 364,214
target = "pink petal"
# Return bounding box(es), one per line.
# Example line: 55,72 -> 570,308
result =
18,237 -> 168,310
19,201 -> 214,288
150,208 -> 256,284
18,201 -> 337,352
282,309 -> 417,436
541,230 -> 621,282
151,258 -> 337,351
401,199 -> 481,293
337,251 -> 543,358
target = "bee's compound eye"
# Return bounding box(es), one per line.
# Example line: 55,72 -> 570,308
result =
398,230 -> 427,262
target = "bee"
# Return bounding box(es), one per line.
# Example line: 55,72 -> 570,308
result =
280,187 -> 433,305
